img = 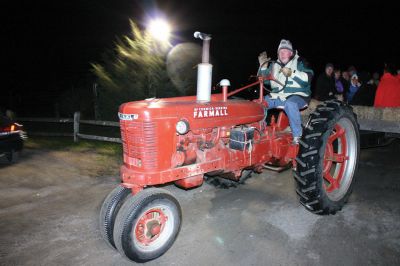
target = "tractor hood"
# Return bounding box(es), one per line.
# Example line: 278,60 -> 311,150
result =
119,94 -> 264,129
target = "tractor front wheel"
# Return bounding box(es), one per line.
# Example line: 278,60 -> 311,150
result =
294,100 -> 360,214
113,188 -> 182,262
99,186 -> 131,249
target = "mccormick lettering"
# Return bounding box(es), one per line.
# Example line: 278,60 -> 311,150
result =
118,113 -> 139,120
193,106 -> 228,118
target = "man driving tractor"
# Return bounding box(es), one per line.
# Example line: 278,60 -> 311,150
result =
258,39 -> 314,144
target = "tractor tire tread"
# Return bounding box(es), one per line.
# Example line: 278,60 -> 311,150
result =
294,100 -> 359,215
293,172 -> 306,186
99,186 -> 131,249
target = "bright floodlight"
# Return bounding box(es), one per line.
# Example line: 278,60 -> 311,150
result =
148,19 -> 171,43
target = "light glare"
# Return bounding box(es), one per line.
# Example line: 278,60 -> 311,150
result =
148,19 -> 171,43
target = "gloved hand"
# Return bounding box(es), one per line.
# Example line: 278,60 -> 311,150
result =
280,67 -> 293,77
258,51 -> 271,67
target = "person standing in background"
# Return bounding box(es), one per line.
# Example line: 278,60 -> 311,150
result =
334,69 -> 345,101
374,63 -> 400,107
347,74 -> 361,104
314,63 -> 336,101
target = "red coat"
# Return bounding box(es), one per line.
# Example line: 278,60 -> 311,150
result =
374,73 -> 400,107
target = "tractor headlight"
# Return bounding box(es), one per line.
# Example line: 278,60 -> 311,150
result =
176,119 -> 190,135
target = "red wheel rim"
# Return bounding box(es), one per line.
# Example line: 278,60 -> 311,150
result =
134,208 -> 168,245
323,124 -> 349,193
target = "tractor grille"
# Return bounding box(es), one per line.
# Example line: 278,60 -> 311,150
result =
120,121 -> 157,169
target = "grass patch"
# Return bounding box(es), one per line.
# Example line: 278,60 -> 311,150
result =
25,136 -> 123,176
25,136 -> 122,157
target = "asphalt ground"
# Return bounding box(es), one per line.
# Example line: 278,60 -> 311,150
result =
0,139 -> 399,265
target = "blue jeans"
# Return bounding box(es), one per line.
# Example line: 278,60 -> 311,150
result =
265,95 -> 307,137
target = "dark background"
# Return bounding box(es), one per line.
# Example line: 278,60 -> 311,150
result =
3,0 -> 399,117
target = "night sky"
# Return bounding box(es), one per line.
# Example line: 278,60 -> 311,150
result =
3,0 -> 399,115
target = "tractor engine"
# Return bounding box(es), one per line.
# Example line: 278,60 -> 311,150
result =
118,93 -> 297,193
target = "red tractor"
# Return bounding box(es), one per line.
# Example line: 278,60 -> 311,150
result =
99,32 -> 360,262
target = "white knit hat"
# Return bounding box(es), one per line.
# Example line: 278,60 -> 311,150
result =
277,39 -> 293,52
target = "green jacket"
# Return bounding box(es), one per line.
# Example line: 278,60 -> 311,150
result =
259,52 -> 313,100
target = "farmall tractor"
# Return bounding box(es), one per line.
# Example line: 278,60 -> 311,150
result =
99,32 -> 360,262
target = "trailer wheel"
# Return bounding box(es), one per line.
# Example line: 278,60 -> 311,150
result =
113,188 -> 182,262
5,150 -> 19,164
99,186 -> 131,249
294,100 -> 360,214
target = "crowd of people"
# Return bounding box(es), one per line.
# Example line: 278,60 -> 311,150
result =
257,38 -> 399,143
313,63 -> 400,107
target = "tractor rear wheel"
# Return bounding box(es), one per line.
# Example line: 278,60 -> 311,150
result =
294,100 -> 360,214
113,188 -> 182,262
99,186 -> 131,249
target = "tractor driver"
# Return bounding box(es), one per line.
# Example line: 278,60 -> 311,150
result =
258,39 -> 314,144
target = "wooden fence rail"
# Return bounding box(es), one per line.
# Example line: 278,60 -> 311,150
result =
16,103 -> 400,144
17,112 -> 122,143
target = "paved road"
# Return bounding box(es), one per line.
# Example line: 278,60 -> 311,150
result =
1,140 -> 399,265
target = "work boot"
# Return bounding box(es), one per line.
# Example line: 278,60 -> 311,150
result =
292,136 -> 301,145
283,126 -> 292,133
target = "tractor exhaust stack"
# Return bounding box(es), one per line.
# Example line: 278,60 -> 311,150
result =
194,31 -> 212,102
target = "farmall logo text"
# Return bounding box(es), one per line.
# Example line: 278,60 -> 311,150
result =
193,106 -> 228,118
